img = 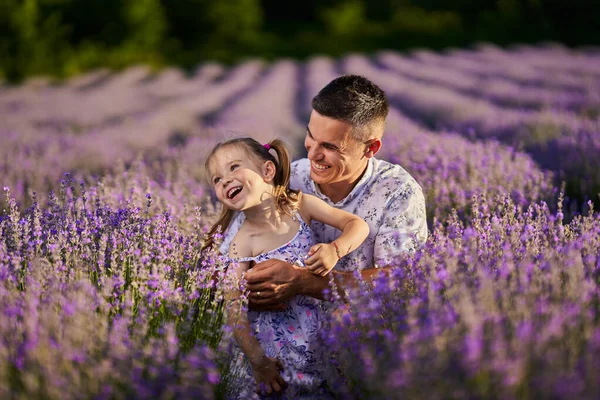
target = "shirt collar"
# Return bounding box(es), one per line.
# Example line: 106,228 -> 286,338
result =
310,157 -> 375,207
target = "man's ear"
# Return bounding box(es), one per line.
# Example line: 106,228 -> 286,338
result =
364,138 -> 382,158
262,160 -> 277,182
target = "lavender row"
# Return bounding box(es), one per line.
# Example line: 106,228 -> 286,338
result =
2,66 -> 156,132
377,51 -> 598,113
412,48 -> 597,93
0,60 -> 259,138
472,43 -> 600,79
1,61 -> 243,133
209,60 -> 305,153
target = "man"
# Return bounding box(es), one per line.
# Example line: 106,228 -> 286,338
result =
221,75 -> 428,310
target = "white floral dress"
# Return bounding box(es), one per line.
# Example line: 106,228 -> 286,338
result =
221,213 -> 335,400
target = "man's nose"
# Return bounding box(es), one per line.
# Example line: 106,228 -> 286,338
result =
307,144 -> 321,160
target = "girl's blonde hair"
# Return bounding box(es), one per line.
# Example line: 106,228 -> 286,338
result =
201,138 -> 301,253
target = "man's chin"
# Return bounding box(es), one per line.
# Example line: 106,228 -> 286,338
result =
310,171 -> 329,184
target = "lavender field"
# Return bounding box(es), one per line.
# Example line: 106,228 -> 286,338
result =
1,44 -> 600,399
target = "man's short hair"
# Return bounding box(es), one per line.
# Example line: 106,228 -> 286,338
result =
311,75 -> 389,141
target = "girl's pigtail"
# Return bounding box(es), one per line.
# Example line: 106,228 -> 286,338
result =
267,139 -> 301,216
268,139 -> 291,188
201,204 -> 234,254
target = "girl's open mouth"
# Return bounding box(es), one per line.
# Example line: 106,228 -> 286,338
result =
227,186 -> 242,199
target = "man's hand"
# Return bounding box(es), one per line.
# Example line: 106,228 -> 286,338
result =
245,258 -> 329,311
244,258 -> 301,311
244,258 -> 390,310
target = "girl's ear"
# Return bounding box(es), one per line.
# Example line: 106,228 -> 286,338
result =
262,160 -> 277,183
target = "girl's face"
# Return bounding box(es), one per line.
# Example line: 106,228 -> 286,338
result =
208,145 -> 273,211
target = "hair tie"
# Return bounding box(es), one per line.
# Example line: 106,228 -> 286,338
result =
263,143 -> 271,150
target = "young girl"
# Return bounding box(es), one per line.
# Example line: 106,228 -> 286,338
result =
202,138 -> 369,399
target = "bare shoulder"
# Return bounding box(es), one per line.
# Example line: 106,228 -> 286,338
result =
228,222 -> 253,259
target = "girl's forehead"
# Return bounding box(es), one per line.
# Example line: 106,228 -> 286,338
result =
213,145 -> 246,162
208,145 -> 255,173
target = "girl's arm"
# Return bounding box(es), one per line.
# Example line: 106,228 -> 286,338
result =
300,194 -> 369,276
225,261 -> 263,364
225,260 -> 287,394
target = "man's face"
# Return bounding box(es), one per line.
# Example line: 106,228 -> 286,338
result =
304,110 -> 369,187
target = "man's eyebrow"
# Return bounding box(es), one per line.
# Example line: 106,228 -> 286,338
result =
306,126 -> 339,149
306,126 -> 313,138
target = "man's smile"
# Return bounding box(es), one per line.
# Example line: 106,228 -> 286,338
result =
311,162 -> 331,171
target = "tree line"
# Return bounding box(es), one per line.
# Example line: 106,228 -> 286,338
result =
1,0 -> 598,82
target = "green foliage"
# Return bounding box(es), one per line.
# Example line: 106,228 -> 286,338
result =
315,1 -> 385,53
123,0 -> 167,51
321,1 -> 369,37
0,0 -> 72,81
200,0 -> 267,60
0,0 -> 598,82
391,6 -> 462,35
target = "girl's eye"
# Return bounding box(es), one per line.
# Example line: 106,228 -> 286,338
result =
230,164 -> 239,171
212,177 -> 221,185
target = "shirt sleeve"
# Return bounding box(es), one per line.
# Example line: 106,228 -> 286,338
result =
373,180 -> 428,267
289,158 -> 306,192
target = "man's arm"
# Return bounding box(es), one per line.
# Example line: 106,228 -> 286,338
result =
245,259 -> 390,308
329,179 -> 426,299
373,180 -> 428,265
245,175 -> 427,309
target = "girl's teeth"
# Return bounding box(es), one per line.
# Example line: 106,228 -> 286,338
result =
227,187 -> 241,198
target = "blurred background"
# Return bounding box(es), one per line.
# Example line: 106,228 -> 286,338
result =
1,0 -> 599,217
1,0 -> 599,82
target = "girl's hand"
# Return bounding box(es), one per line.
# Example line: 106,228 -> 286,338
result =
251,356 -> 287,395
304,243 -> 339,276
